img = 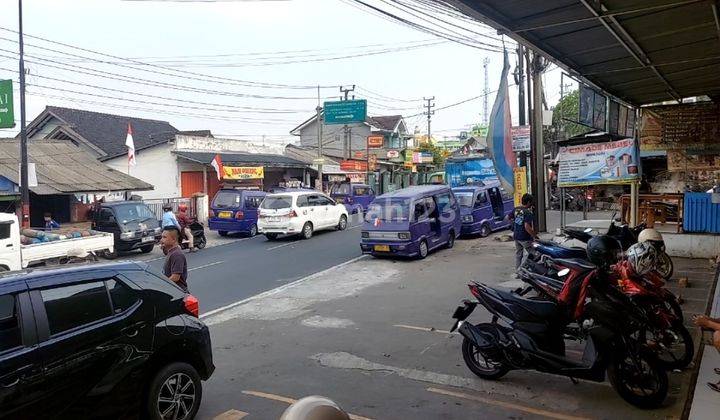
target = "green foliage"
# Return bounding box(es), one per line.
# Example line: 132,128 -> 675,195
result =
552,90 -> 590,138
417,141 -> 447,165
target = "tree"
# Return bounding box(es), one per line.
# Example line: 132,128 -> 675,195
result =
544,89 -> 591,156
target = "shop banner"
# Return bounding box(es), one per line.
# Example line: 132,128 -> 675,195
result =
511,126 -> 530,152
513,167 -> 527,206
558,139 -> 639,187
222,166 -> 264,180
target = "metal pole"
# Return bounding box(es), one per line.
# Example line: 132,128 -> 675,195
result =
517,45 -> 527,168
531,53 -> 547,232
316,86 -> 323,192
560,187 -> 566,229
18,0 -> 29,228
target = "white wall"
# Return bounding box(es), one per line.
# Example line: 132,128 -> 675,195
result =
175,135 -> 285,155
105,143 -> 180,200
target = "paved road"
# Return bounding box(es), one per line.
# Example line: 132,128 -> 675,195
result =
130,215 -> 365,313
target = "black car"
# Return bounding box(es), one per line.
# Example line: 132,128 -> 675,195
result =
92,201 -> 162,258
0,262 -> 214,419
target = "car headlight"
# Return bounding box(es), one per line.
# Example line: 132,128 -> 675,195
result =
154,227 -> 162,234
462,215 -> 474,223
120,231 -> 135,239
361,231 -> 369,238
398,232 -> 411,240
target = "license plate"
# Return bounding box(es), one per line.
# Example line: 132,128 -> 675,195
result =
219,211 -> 233,219
268,217 -> 281,222
141,236 -> 154,243
374,245 -> 390,252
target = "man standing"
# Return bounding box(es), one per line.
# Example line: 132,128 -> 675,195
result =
512,193 -> 538,270
160,226 -> 188,292
177,203 -> 195,252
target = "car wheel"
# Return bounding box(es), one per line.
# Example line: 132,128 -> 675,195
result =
479,224 -> 492,238
337,215 -> 348,231
302,222 -> 313,240
103,248 -> 119,259
218,231 -> 228,237
249,224 -> 258,237
140,244 -> 154,254
265,233 -> 278,241
446,231 -> 455,249
146,362 -> 202,420
418,240 -> 428,259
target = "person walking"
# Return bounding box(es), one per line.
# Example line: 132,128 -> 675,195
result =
177,203 -> 195,252
160,226 -> 188,292
511,193 -> 538,270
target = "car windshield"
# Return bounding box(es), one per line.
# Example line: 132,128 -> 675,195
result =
365,198 -> 411,222
330,183 -> 351,195
260,195 -> 292,210
213,191 -> 241,208
454,192 -> 475,207
113,203 -> 156,223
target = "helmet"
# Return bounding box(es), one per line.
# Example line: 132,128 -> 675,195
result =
626,242 -> 659,275
178,203 -> 188,212
162,204 -> 172,211
280,396 -> 350,420
638,228 -> 663,243
586,235 -> 623,270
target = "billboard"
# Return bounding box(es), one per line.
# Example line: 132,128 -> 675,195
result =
222,166 -> 264,180
557,139 -> 640,187
367,135 -> 384,148
511,125 -> 530,152
445,158 -> 498,188
323,100 -> 367,125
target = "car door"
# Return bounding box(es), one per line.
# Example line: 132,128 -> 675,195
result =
243,195 -> 262,228
0,218 -> 21,271
0,284 -> 45,418
433,192 -> 455,244
320,195 -> 339,227
28,272 -> 143,415
412,197 -> 433,245
305,195 -> 326,229
353,187 -> 372,212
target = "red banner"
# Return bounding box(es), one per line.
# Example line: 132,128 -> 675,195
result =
340,160 -> 368,171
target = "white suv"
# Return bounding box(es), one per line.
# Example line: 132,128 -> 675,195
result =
257,191 -> 349,240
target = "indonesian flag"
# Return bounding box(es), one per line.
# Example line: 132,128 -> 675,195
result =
211,154 -> 223,180
125,123 -> 136,166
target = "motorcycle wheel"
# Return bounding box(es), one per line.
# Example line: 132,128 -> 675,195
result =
607,350 -> 668,409
656,253 -> 674,280
641,323 -> 694,370
195,236 -> 207,249
461,336 -> 509,380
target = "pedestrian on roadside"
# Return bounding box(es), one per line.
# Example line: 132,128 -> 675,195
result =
693,314 -> 720,392
43,212 -> 60,231
176,203 -> 195,252
160,226 -> 188,292
510,193 -> 538,270
280,396 -> 350,420
161,204 -> 180,229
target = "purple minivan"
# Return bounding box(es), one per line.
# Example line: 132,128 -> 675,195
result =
330,183 -> 376,214
452,184 -> 514,237
360,185 -> 461,259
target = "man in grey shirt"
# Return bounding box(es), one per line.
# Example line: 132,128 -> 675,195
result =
160,226 -> 188,292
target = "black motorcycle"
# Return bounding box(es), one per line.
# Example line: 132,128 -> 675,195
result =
450,279 -> 668,409
181,220 -> 207,250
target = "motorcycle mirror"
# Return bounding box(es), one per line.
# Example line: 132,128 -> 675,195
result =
584,228 -> 593,233
558,268 -> 570,277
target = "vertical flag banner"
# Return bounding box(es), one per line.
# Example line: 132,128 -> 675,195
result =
125,123 -> 136,166
211,154 -> 223,180
485,50 -> 516,194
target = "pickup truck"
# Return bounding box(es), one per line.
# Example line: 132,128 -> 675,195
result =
0,212 -> 114,271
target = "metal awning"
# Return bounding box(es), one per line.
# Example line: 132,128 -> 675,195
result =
447,0 -> 720,106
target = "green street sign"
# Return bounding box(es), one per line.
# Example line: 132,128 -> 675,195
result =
323,99 -> 367,125
0,80 -> 14,129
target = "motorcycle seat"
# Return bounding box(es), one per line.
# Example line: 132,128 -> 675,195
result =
536,239 -> 585,253
490,287 -> 559,320
554,258 -> 596,273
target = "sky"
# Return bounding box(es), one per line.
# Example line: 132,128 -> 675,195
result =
0,0 -> 566,144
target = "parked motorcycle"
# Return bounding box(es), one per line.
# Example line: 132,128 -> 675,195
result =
450,277 -> 668,408
181,220 -> 207,250
516,258 -> 692,369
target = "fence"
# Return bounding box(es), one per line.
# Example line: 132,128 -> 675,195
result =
145,197 -> 194,220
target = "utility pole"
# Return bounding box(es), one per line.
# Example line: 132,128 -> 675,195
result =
530,52 -> 547,232
340,85 -> 355,159
515,45 -> 527,168
18,0 -> 29,228
423,97 -> 435,143
482,58 -> 489,125
316,86 -> 323,192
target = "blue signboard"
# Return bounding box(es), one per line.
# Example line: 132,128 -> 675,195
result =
445,158 -> 498,188
558,138 -> 640,187
323,99 -> 367,125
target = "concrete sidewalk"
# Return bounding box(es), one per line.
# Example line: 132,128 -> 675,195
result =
197,233 -> 713,420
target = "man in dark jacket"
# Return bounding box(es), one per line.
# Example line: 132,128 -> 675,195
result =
511,193 -> 538,269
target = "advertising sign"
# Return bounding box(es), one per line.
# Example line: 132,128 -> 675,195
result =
340,160 -> 367,172
511,125 -> 530,152
412,151 -> 433,164
368,154 -> 377,171
323,100 -> 367,125
222,166 -> 264,180
557,139 -> 640,187
513,167 -> 527,207
386,150 -> 399,159
0,80 -> 14,129
445,158 -> 498,188
367,135 -> 384,148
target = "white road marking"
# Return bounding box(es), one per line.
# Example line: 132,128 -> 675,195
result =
348,224 -> 363,230
266,241 -> 297,251
394,324 -> 455,335
200,255 -> 368,319
188,261 -> 225,271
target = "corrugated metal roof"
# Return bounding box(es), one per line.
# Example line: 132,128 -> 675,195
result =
0,140 -> 153,195
451,0 -> 720,105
